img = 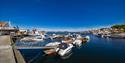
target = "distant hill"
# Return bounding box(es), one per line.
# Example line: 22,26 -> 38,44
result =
111,24 -> 125,29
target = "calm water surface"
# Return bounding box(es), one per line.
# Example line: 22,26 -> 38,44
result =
18,34 -> 125,63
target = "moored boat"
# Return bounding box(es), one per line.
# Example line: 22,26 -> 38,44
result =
20,35 -> 44,42
56,43 -> 74,59
73,36 -> 90,47
43,42 -> 61,55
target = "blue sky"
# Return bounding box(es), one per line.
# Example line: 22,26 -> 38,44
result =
0,0 -> 125,31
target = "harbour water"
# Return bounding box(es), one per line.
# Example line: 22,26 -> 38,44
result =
17,34 -> 125,63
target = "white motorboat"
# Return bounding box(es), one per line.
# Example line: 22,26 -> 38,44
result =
73,36 -> 90,47
20,37 -> 34,42
85,35 -> 90,40
20,35 -> 44,42
44,42 -> 61,55
31,38 -> 43,42
73,39 -> 82,47
56,43 -> 73,59
45,42 -> 61,47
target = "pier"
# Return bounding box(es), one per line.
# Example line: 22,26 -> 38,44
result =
0,35 -> 25,63
0,35 -> 57,63
0,45 -> 16,63
15,46 -> 57,49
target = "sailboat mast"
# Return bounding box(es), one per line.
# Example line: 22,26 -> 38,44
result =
8,20 -> 11,27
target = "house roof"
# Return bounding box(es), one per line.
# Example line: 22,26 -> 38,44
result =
0,22 -> 9,27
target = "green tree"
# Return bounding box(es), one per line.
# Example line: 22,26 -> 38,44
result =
111,24 -> 125,33
111,24 -> 125,29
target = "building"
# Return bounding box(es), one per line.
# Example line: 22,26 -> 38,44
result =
0,22 -> 9,27
0,21 -> 19,35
